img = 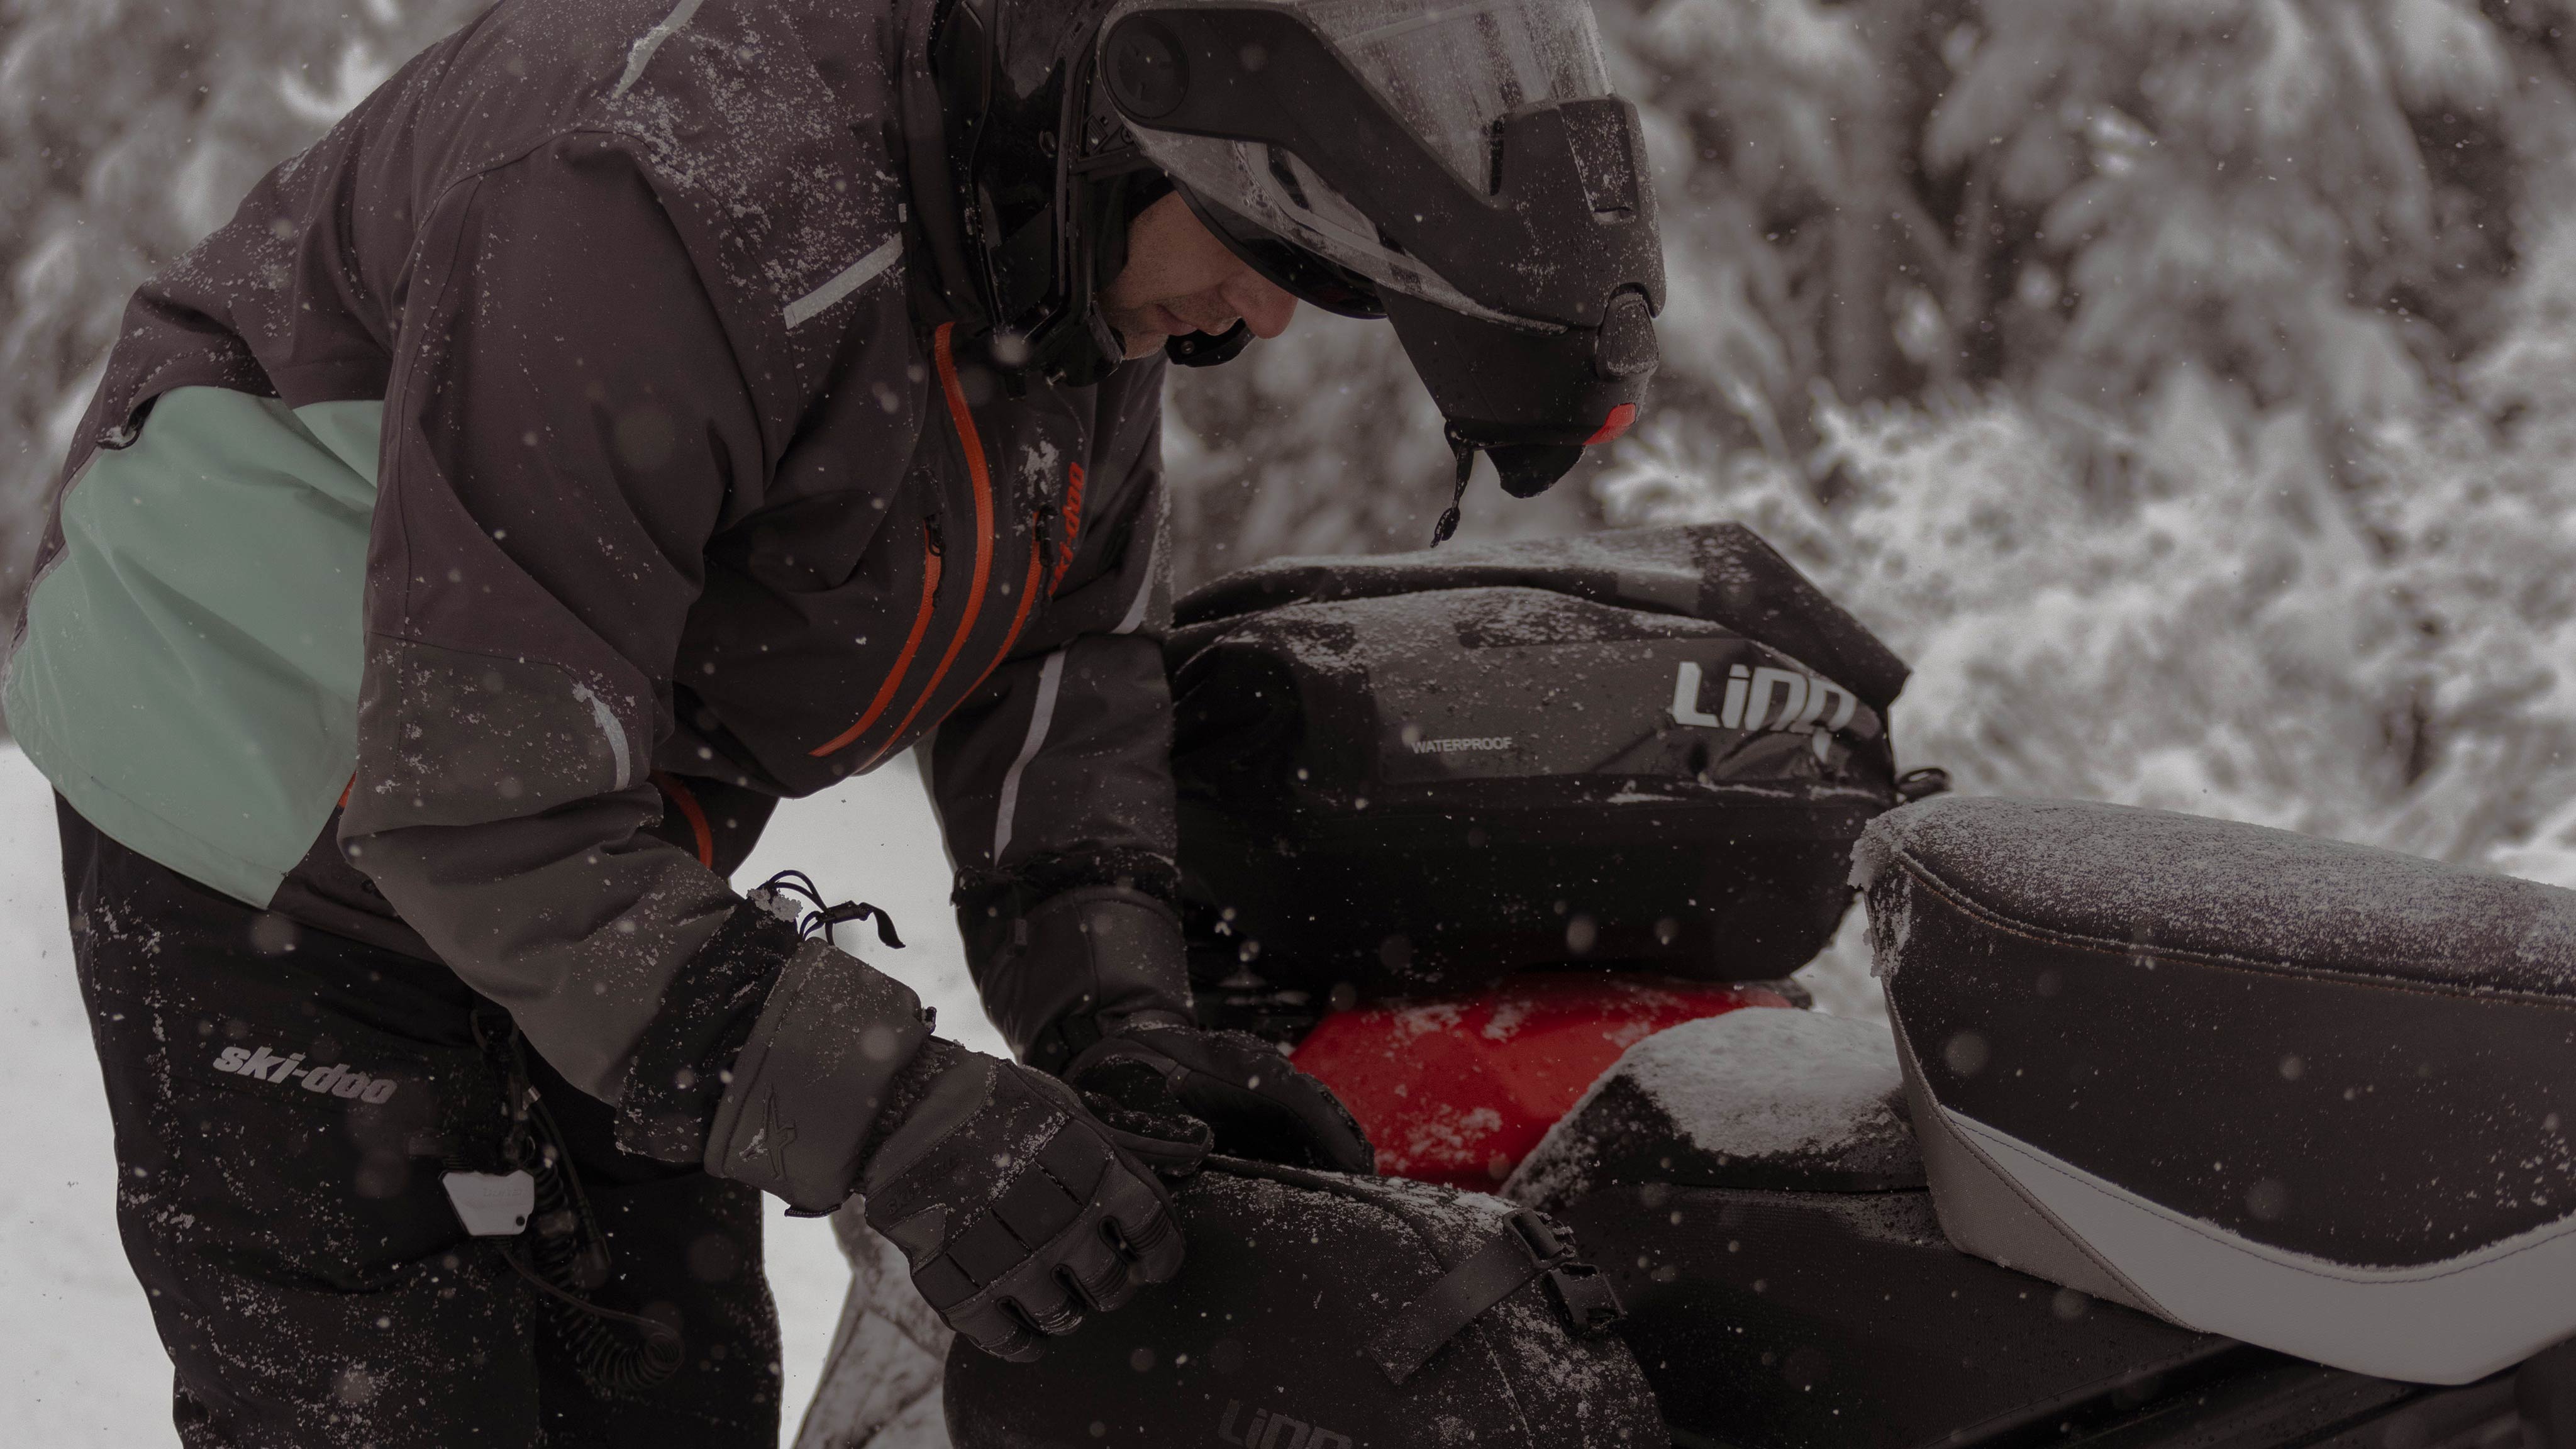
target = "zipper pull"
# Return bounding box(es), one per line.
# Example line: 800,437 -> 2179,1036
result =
923,514 -> 945,558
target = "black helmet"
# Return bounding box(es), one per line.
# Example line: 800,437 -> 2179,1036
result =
930,0 -> 1664,506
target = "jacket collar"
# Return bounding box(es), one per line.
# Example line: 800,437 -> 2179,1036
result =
892,0 -> 984,332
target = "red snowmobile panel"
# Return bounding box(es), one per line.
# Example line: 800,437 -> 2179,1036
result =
1290,972 -> 1789,1187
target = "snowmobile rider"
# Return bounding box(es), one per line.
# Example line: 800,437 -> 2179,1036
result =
7,0 -> 1662,1441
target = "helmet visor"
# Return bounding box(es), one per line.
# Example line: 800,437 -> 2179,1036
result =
1310,0 -> 1611,188
1109,0 -> 1613,323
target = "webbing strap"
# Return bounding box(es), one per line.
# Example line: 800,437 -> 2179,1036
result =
1368,1211 -> 1596,1385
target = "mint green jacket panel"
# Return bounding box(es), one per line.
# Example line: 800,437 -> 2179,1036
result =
6,387 -> 382,907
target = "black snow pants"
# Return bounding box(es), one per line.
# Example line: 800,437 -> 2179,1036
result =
59,801 -> 783,1448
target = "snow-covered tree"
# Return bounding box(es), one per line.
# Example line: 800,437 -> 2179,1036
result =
1,0 -> 2572,889
0,0 -> 486,608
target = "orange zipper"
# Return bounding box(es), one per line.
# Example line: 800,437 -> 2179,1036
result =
819,323 -> 1058,768
963,504 -> 1049,702
1052,462 -> 1087,595
650,771 -> 718,868
855,323 -> 1000,769
809,519 -> 945,758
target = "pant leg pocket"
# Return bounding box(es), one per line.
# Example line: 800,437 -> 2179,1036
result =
136,991 -> 513,1288
86,983 -> 545,1446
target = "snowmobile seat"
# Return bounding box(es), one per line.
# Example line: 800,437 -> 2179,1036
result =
1508,1008 -> 2258,1448
1506,1006 -> 1926,1207
1859,796 -> 2576,1386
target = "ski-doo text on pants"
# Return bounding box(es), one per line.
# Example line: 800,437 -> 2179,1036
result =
62,802 -> 782,1448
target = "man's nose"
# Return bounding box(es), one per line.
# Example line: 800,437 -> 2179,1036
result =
1224,272 -> 1297,340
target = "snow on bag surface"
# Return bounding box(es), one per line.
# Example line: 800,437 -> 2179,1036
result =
941,1157 -> 1663,1446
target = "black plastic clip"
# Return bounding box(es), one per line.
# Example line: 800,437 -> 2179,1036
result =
1543,1260 -> 1626,1337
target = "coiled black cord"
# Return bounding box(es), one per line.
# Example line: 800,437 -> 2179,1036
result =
474,1013 -> 684,1397
502,1135 -> 683,1396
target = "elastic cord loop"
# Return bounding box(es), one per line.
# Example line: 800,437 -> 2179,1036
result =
1431,426 -> 1477,547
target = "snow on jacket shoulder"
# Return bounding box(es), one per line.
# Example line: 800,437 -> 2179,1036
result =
4,0 -> 1180,1153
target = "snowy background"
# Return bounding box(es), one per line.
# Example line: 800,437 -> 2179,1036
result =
3,0 -> 2572,875
6,0 -> 2576,1441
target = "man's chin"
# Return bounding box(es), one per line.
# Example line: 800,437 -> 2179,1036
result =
1097,311 -> 1167,362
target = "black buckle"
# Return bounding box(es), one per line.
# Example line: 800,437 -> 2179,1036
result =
1543,1261 -> 1625,1337
1510,1212 -> 1625,1337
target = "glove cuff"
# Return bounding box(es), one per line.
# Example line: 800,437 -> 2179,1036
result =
614,896 -> 804,1163
974,885 -> 1193,1074
703,938 -> 935,1211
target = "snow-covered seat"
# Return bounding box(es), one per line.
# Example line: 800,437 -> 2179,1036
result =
1504,1006 -> 1921,1211
1858,796 -> 2576,1385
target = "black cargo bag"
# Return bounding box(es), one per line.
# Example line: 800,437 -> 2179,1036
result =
944,1156 -> 1663,1448
1167,524 -> 1916,1005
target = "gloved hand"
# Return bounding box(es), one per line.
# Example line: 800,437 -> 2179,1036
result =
858,1039 -> 1187,1361
1069,1023 -> 1375,1175
684,914 -> 1186,1362
962,882 -> 1374,1175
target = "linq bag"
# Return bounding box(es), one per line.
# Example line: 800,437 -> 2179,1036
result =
1167,524 -> 1922,1016
943,1156 -> 1662,1448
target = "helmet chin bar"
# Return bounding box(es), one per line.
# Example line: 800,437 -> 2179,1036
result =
1102,1 -> 1663,501
1380,290 -> 1653,502
1392,288 -> 1652,543
1165,319 -> 1255,367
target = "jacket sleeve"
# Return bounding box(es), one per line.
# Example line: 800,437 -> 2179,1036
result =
923,374 -> 1193,1067
339,138 -> 930,1184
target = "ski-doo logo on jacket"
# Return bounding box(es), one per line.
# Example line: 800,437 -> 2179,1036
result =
1218,1399 -> 1351,1449
211,1045 -> 399,1104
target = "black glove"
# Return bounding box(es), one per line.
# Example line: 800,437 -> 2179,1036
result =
684,921 -> 1185,1362
965,883 -> 1199,1072
964,882 -> 1374,1174
857,1041 -> 1187,1362
1070,1024 -> 1375,1175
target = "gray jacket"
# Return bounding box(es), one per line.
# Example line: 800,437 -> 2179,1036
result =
5,0 -> 1187,1180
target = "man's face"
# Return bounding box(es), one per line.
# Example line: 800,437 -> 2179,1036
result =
1099,192 -> 1299,361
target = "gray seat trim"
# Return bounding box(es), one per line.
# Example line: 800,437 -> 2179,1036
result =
1938,1100 -> 2576,1385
